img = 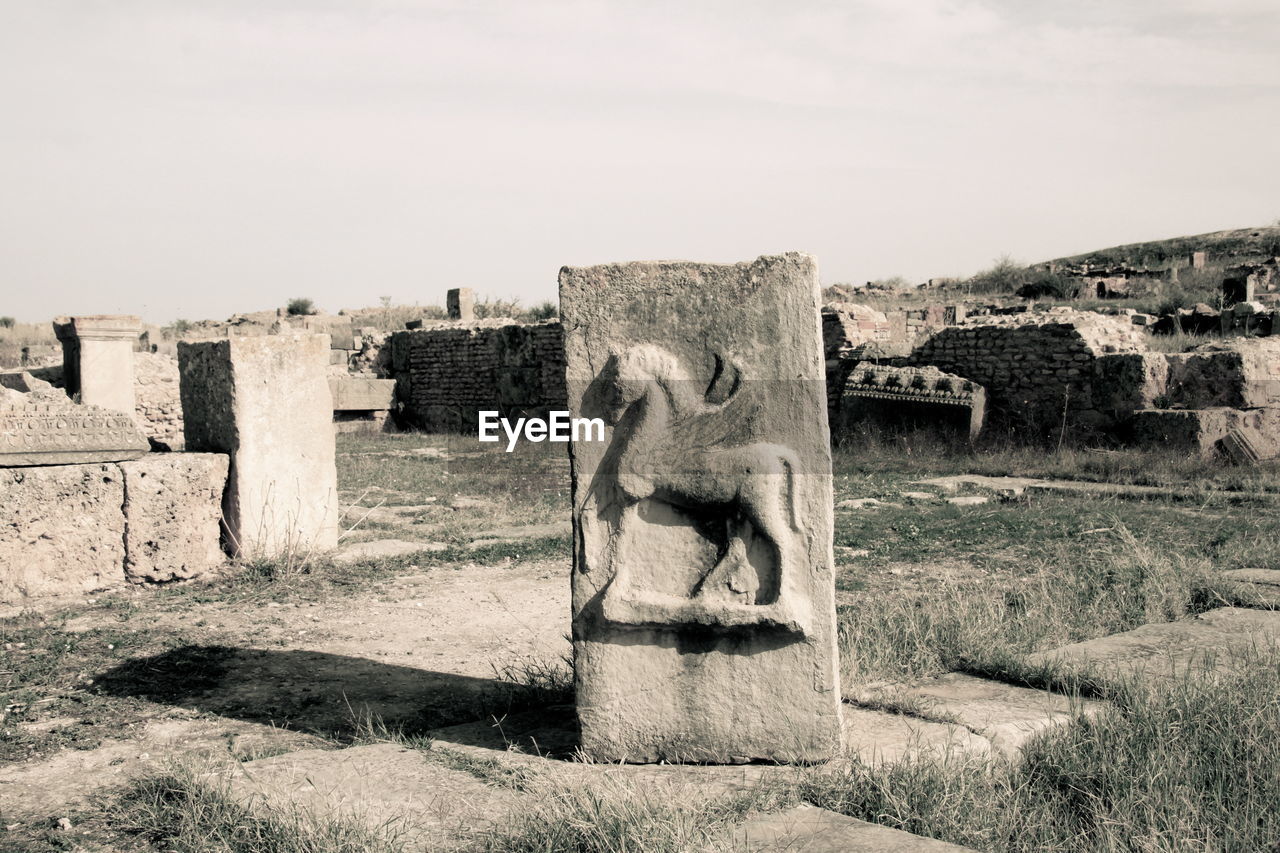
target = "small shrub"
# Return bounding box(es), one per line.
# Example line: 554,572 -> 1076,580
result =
527,300 -> 558,321
0,316 -> 14,329
1015,270 -> 1078,300
473,296 -> 522,319
162,319 -> 193,340
285,298 -> 316,316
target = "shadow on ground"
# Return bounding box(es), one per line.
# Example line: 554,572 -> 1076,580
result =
92,646 -> 570,742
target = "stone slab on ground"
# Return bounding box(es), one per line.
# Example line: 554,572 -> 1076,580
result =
467,521 -> 572,548
332,538 -> 447,564
1219,569 -> 1280,607
839,705 -> 990,764
120,453 -> 229,582
227,743 -> 522,848
735,804 -> 978,852
851,673 -> 1107,756
914,474 -> 1278,504
1,462 -> 126,601
1026,607 -> 1280,681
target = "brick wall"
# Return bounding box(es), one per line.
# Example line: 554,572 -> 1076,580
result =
390,320 -> 566,432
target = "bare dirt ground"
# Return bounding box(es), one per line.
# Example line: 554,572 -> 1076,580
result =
2,558 -> 569,824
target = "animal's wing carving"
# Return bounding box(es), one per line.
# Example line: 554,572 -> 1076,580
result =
665,385 -> 764,456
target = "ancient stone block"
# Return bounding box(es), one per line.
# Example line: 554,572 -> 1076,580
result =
447,288 -> 475,322
329,377 -> 396,411
0,463 -> 126,601
52,314 -> 141,416
120,453 -> 229,582
559,252 -> 841,763
836,362 -> 985,442
0,388 -> 149,467
178,335 -> 339,560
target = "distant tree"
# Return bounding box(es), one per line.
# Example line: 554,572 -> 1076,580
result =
286,298 -> 317,316
527,300 -> 558,321
162,319 -> 193,340
0,317 -> 13,329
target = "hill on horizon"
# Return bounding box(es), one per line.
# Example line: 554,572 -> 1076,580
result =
1043,224 -> 1280,270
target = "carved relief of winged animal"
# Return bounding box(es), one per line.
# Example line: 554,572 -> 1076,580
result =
598,344 -> 803,609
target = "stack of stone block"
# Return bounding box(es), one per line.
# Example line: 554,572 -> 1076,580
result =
0,380 -> 227,603
910,310 -> 1153,435
1132,338 -> 1280,459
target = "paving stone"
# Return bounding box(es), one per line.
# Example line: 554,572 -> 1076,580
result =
836,498 -> 882,509
1026,607 -> 1280,681
851,673 -> 1106,756
838,705 -> 990,764
1219,569 -> 1280,607
332,539 -> 447,564
945,495 -> 990,507
226,743 -> 521,847
468,521 -> 571,543
735,804 -> 978,852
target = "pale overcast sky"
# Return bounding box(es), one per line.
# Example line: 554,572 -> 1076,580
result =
1,0 -> 1277,324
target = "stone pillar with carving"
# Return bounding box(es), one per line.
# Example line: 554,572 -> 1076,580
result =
559,252 -> 842,763
52,315 -> 142,417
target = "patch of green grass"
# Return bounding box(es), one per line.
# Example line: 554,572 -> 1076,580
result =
803,653 -> 1280,852
112,766 -> 404,853
0,612 -> 202,763
836,516 -> 1224,684
462,779 -> 794,853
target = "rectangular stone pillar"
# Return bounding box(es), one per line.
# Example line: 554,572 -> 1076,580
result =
52,315 -> 142,416
178,335 -> 339,560
446,288 -> 475,321
559,252 -> 841,763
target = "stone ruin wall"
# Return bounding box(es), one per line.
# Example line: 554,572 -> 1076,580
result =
390,320 -> 567,432
134,351 -> 184,449
909,311 -> 1158,435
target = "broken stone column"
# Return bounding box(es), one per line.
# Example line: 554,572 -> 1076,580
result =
446,288 -> 475,321
178,335 -> 339,560
1191,251 -> 1207,269
559,252 -> 841,763
52,315 -> 142,416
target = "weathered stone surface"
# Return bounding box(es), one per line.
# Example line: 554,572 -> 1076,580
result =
1131,406 -> 1280,460
331,538 -> 447,564
178,335 -> 339,560
446,287 -> 475,321
836,362 -> 986,442
1219,569 -> 1280,607
560,253 -> 841,763
839,705 -> 990,764
52,314 -> 141,416
328,377 -> 395,411
0,463 -> 126,601
735,804 -> 978,852
0,388 -> 149,467
226,744 -> 521,848
1026,607 -> 1280,681
120,453 -> 229,582
851,673 -> 1107,756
